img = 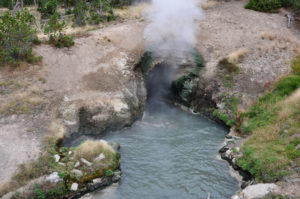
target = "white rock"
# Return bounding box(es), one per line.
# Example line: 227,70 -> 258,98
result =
70,183 -> 78,191
81,158 -> 92,166
94,153 -> 105,162
46,172 -> 62,183
92,178 -> 102,184
241,183 -> 278,199
231,195 -> 240,199
54,154 -> 60,162
69,151 -> 73,155
74,161 -> 80,168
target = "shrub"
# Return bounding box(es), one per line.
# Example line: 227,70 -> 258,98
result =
44,12 -> 74,48
281,0 -> 300,11
245,0 -> 282,12
0,0 -> 11,8
73,0 -> 88,26
0,10 -> 38,66
38,0 -> 58,18
49,34 -> 74,48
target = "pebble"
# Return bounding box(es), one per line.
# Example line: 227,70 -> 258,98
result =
94,153 -> 105,162
70,183 -> 78,191
54,154 -> 60,162
74,161 -> 80,168
81,158 -> 92,166
92,178 -> 102,184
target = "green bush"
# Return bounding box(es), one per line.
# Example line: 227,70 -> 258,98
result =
73,0 -> 88,26
0,0 -> 11,8
245,0 -> 300,12
44,12 -> 74,48
245,0 -> 282,12
281,0 -> 300,11
0,10 -> 38,66
38,0 -> 58,18
49,34 -> 74,48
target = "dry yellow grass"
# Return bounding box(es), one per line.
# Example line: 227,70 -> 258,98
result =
49,120 -> 66,140
284,87 -> 300,105
201,0 -> 218,10
228,48 -> 248,64
74,140 -> 114,161
261,32 -> 277,40
114,3 -> 149,19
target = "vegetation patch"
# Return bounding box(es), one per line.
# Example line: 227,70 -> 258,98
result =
44,11 -> 74,48
171,50 -> 205,105
213,95 -> 240,126
0,136 -> 120,198
0,10 -> 41,66
245,0 -> 300,13
237,57 -> 300,182
135,51 -> 153,79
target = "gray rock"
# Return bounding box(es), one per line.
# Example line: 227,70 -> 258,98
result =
233,183 -> 279,199
81,158 -> 92,167
112,171 -> 121,183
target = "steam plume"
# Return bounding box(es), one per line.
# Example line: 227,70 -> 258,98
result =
144,0 -> 203,60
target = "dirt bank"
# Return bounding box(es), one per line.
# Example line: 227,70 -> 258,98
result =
0,17 -> 146,193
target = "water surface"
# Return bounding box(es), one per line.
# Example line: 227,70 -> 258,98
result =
87,101 -> 239,199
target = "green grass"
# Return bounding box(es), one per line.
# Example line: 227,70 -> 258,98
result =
212,96 -> 240,127
237,58 -> 300,182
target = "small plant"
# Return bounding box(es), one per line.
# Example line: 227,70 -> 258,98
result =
34,184 -> 46,199
58,172 -> 66,179
105,169 -> 114,176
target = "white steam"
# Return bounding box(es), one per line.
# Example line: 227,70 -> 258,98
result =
144,0 -> 203,60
